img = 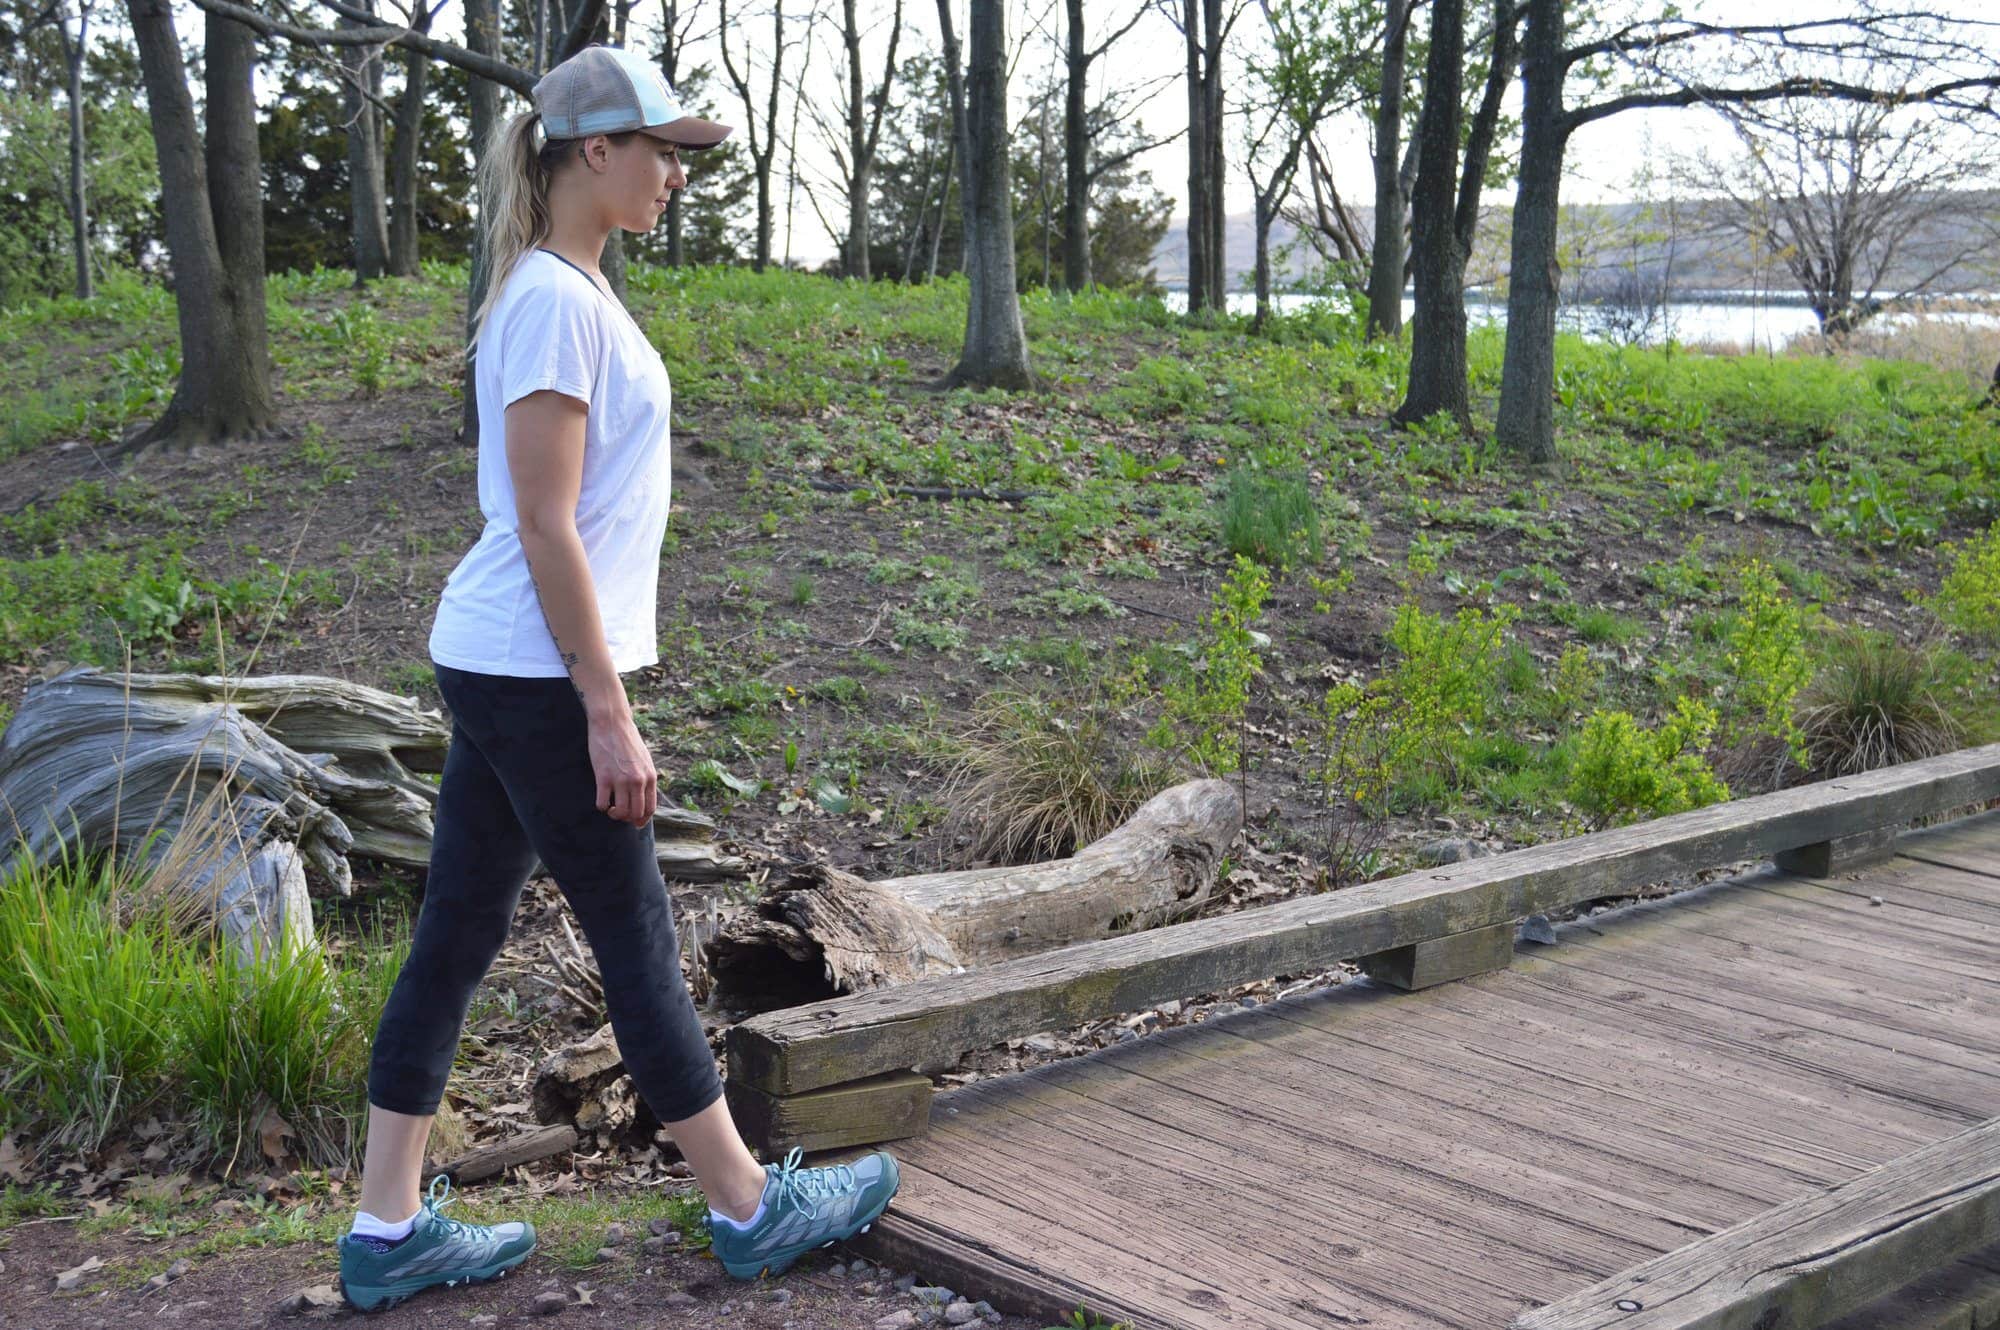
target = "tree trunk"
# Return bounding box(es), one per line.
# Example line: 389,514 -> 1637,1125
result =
341,2 -> 391,283
599,228 -> 627,305
706,779 -> 1243,1012
1365,0 -> 1410,337
460,0 -> 502,442
1062,0 -> 1091,291
944,0 -> 1032,390
387,3 -> 431,278
926,132 -> 952,280
1493,0 -> 1565,464
1253,188 -> 1273,329
841,0 -> 869,279
1203,0 -> 1225,312
1394,0 -> 1470,429
1182,0 -> 1208,315
123,0 -> 276,453
60,2 -> 93,300
657,27 -> 686,266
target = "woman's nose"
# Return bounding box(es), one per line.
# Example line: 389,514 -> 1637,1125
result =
665,161 -> 687,190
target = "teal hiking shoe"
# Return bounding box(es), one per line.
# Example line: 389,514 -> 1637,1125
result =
709,1147 -> 900,1280
337,1174 -> 536,1312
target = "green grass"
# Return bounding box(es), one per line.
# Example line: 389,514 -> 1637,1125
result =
0,838 -> 406,1169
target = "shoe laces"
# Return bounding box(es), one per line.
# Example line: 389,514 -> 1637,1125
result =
421,1173 -> 480,1241
768,1147 -> 856,1222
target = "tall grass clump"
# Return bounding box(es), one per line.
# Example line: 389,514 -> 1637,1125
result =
942,680 -> 1174,867
0,839 -> 182,1152
1219,465 -> 1322,569
0,836 -> 406,1170
1794,629 -> 1987,777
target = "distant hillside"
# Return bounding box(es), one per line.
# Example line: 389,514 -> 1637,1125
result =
1152,191 -> 2000,298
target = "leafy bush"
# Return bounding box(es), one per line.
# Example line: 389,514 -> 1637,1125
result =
1564,697 -> 1730,829
1146,556 -> 1270,774
1929,522 -> 2000,644
1720,560 -> 1813,767
1794,629 -> 1987,777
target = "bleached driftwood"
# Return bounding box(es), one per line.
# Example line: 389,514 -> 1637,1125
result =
0,667 -> 746,957
704,778 -> 1243,1013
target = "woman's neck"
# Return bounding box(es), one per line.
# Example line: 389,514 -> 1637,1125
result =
542,201 -> 612,276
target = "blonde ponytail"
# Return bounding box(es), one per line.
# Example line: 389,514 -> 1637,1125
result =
468,109 -> 565,343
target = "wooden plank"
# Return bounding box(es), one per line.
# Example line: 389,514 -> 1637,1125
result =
730,757 -> 2000,1094
1514,1117 -> 2000,1330
1513,954 -> 2000,1120
1360,919 -> 1515,989
1261,982 -> 1932,1194
1776,825 -> 1902,877
725,1070 -> 930,1156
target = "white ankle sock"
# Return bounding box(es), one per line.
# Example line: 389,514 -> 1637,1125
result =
709,1195 -> 767,1232
350,1209 -> 418,1241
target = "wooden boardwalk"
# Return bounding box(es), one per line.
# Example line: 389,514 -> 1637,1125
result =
854,810 -> 2000,1330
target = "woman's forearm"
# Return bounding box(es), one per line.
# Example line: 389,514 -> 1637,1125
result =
518,523 -> 629,722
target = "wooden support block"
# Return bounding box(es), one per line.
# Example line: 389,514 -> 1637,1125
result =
727,1070 -> 932,1156
1819,1241 -> 2000,1330
1777,824 -> 1901,878
1359,921 -> 1514,991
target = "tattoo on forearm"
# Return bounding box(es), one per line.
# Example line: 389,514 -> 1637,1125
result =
525,549 -> 591,704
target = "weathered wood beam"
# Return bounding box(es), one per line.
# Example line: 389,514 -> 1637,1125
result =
1514,1116 -> 2000,1330
728,745 -> 2000,1096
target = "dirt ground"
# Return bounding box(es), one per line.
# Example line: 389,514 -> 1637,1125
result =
0,1211 -> 1032,1329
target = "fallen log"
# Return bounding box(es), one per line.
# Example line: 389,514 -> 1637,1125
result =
704,778 -> 1242,1013
0,667 -> 747,957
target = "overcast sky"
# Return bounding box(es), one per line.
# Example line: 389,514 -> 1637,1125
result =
219,0 -> 2000,264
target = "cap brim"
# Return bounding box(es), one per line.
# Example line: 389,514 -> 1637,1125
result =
641,117 -> 733,149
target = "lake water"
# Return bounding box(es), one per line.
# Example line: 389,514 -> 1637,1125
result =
1161,290 -> 2000,352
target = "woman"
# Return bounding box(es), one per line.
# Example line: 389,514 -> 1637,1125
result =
335,44 -> 899,1313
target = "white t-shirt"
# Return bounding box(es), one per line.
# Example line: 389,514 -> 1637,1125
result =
428,249 -> 673,678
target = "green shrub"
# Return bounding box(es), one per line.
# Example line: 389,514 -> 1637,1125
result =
1721,560 -> 1813,767
1378,600 -> 1519,789
1930,522 -> 2000,644
1147,556 -> 1270,774
1795,629 -> 1987,777
1564,697 -> 1730,829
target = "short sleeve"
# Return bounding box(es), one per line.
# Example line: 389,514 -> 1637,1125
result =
494,267 -> 604,410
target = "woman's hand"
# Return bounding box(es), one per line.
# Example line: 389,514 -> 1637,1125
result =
587,711 -> 658,827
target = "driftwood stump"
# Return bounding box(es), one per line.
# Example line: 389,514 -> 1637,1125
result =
0,667 -> 746,957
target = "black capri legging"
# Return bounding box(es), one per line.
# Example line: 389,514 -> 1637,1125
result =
367,661 -> 723,1124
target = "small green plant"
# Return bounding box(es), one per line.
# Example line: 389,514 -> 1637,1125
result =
1146,556 -> 1270,775
1564,697 -> 1730,829
1929,522 -> 2000,644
